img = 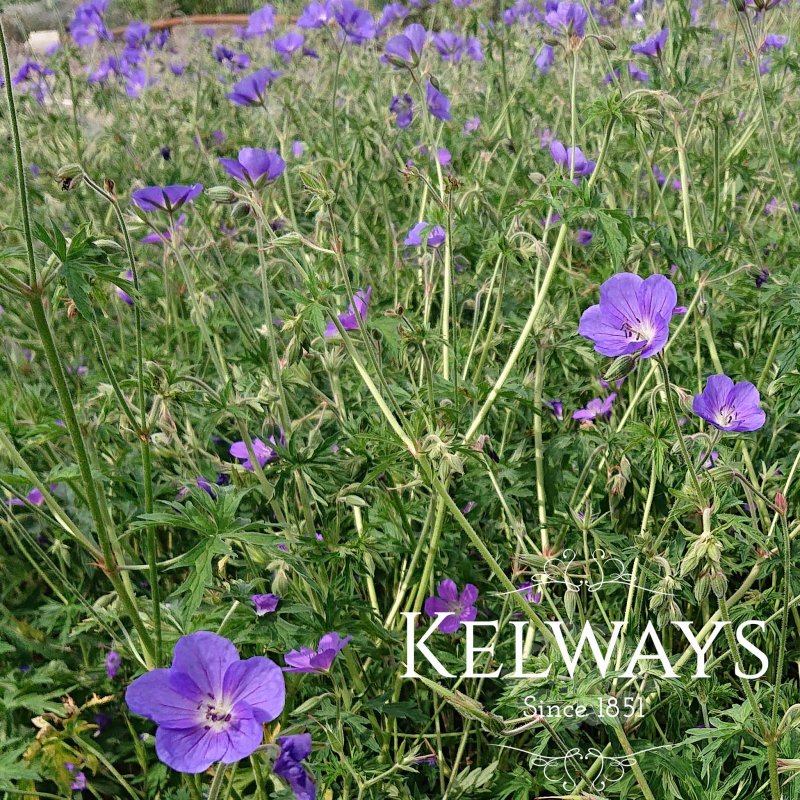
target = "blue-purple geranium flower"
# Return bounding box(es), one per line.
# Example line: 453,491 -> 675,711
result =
219,148 -> 286,188
426,81 -> 451,121
550,140 -> 595,179
424,579 -> 478,634
132,184 -> 203,214
284,632 -> 352,673
125,631 -> 285,773
274,733 -> 315,800
573,393 -> 616,423
692,375 -> 766,433
632,28 -> 669,57
252,593 -> 281,615
229,430 -> 285,470
227,67 -> 282,106
324,287 -> 372,337
578,273 -> 678,359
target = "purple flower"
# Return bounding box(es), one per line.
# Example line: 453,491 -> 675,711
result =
324,287 -> 372,337
292,141 -> 305,158
229,430 -> 284,470
106,650 -> 121,679
545,2 -> 588,37
572,393 -> 617,422
252,594 -> 281,615
116,270 -> 134,306
385,23 -> 426,67
549,140 -> 595,178
65,763 -> 87,791
141,213 -> 187,245
534,45 -> 555,74
545,399 -> 564,420
132,184 -> 203,214
219,148 -> 286,187
466,37 -> 483,62
576,229 -> 593,246
755,268 -> 769,288
214,46 -> 250,72
390,94 -> 414,128
631,28 -> 669,57
297,0 -> 334,28
628,61 -> 650,82
245,4 -> 276,37
69,0 -> 110,47
461,500 -> 477,514
517,581 -> 542,603
377,2 -> 409,32
274,31 -> 305,61
274,734 -> 316,800
692,375 -> 766,433
463,116 -> 480,134
424,579 -> 478,634
404,221 -> 445,247
124,21 -> 150,47
5,486 -> 48,507
227,67 -> 282,106
284,632 -> 352,673
335,0 -> 376,44
125,631 -> 285,773
426,81 -> 451,122
433,31 -> 465,63
762,34 -> 788,51
578,273 -> 678,359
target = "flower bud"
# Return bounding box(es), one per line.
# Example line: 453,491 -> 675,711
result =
710,568 -> 728,598
603,354 -> 638,383
775,491 -> 788,516
231,201 -> 252,219
206,185 -> 237,204
595,35 -> 617,51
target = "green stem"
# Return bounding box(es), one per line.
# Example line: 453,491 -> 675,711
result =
207,763 -> 227,800
655,356 -> 703,499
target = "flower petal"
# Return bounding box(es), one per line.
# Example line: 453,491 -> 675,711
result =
171,631 -> 239,697
223,656 -> 286,723
125,668 -> 203,729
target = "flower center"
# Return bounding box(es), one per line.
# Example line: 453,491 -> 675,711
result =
198,698 -> 234,732
447,600 -> 464,617
622,318 -> 656,345
714,405 -> 736,428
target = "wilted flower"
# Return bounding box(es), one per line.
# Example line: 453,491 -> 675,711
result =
426,81 -> 451,121
65,763 -> 87,791
518,581 -> 542,603
116,270 -> 134,305
578,273 -> 678,359
229,430 -> 285,470
631,28 -> 669,57
252,594 -> 281,615
284,632 -> 352,672
132,184 -> 203,213
692,375 -> 766,433
324,287 -> 372,336
424,579 -> 478,633
227,67 -> 282,106
220,148 -> 286,187
274,734 -> 315,800
576,229 -> 593,246
125,631 -> 285,773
